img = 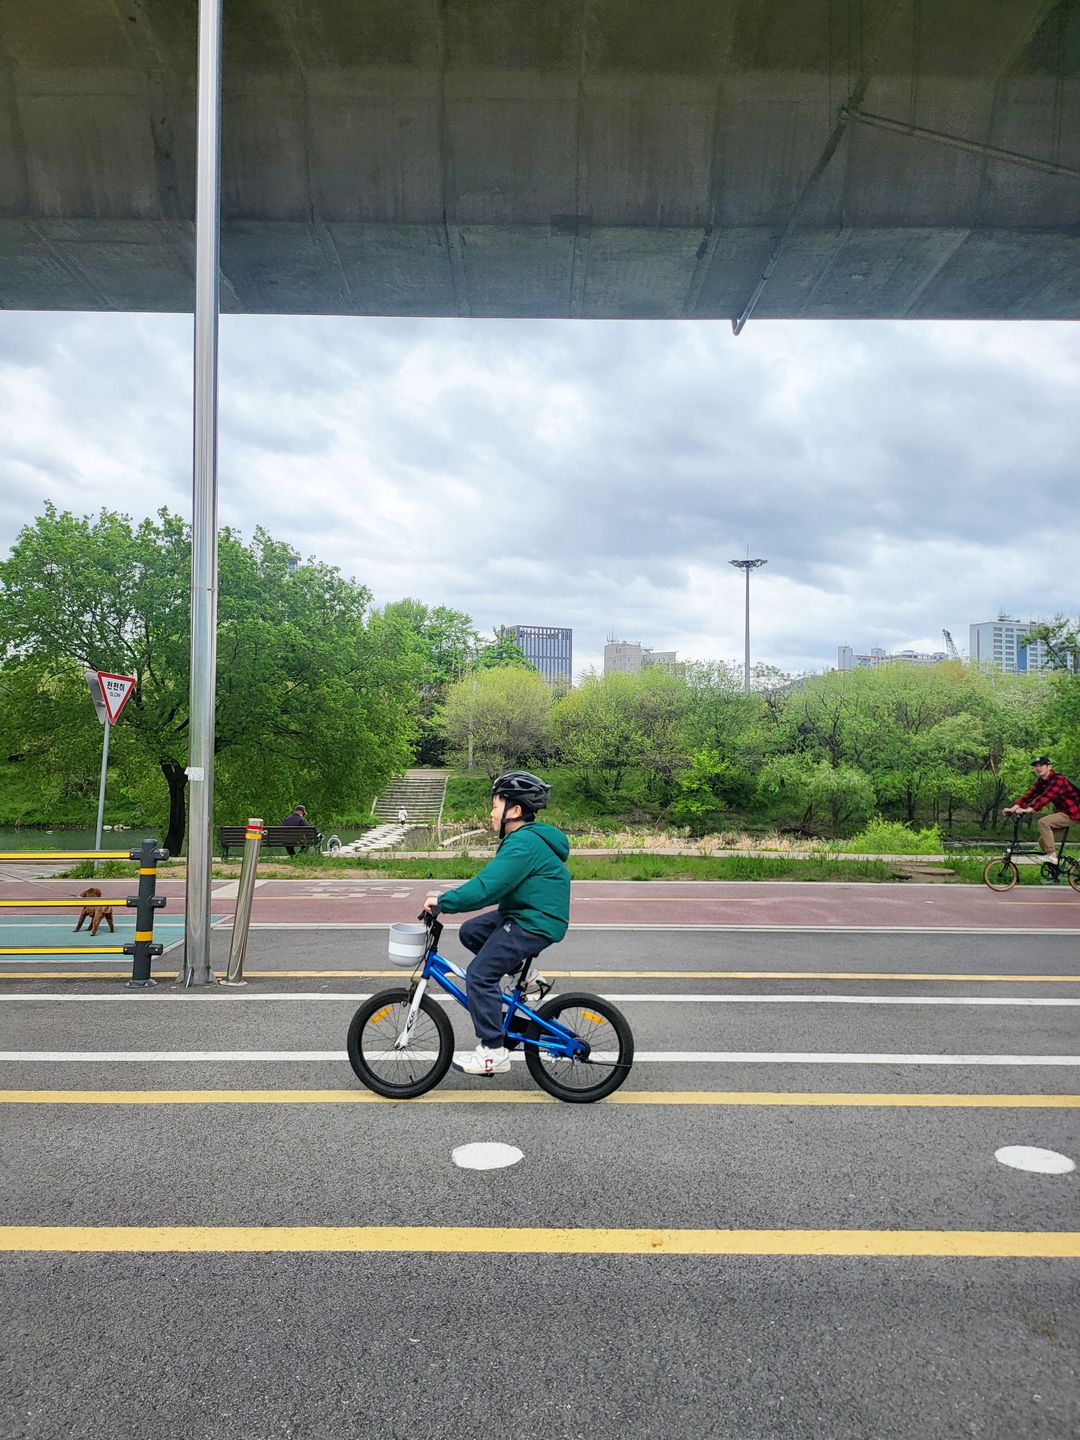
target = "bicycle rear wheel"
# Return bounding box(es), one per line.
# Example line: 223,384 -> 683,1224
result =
347,988 -> 453,1098
1068,863 -> 1080,895
982,857 -> 1018,892
525,992 -> 633,1103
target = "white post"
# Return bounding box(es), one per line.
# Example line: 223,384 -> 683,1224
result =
180,0 -> 223,986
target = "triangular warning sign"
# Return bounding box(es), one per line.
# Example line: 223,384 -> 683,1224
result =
96,672 -> 136,725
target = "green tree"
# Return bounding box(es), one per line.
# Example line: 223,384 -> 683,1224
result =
1024,616 -> 1080,778
552,671 -> 649,794
378,606 -> 534,764
438,666 -> 553,777
681,661 -> 773,808
635,667 -> 692,795
381,600 -> 480,688
380,599 -> 482,764
774,662 -> 1051,831
756,754 -> 876,834
668,746 -> 734,834
479,629 -> 533,670
0,505 -> 416,852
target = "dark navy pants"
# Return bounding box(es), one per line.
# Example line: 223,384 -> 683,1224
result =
458,910 -> 554,1044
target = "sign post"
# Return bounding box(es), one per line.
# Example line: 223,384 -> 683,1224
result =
85,672 -> 136,858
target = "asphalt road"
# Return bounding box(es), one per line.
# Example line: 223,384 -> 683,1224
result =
5,875 -> 1080,931
3,914 -> 1080,1439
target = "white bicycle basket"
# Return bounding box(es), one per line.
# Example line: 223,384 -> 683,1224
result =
388,922 -> 427,967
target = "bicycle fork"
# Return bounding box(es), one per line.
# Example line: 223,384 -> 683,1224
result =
394,957 -> 469,1048
395,976 -> 429,1049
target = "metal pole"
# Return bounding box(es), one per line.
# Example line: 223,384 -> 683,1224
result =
743,566 -> 751,693
180,0 -> 223,986
222,818 -> 263,985
94,719 -> 111,859
728,557 -> 767,694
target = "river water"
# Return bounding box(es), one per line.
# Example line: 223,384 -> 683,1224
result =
0,825 -> 381,856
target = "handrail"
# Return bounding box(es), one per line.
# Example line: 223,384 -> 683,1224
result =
0,850 -> 133,861
0,838 -> 169,987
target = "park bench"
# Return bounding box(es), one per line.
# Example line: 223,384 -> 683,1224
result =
219,824 -> 320,860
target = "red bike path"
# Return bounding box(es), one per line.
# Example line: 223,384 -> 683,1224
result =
4,879 -> 1073,931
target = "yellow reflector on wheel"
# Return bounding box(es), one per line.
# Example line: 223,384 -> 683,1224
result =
582,1011 -> 604,1024
369,1006 -> 391,1024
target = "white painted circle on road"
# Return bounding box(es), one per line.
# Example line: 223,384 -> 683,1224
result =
452,1142 -> 523,1171
995,1146 -> 1075,1175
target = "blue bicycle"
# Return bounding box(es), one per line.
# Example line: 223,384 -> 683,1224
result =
346,913 -> 634,1103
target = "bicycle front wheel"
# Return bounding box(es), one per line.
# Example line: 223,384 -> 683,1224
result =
982,857 -> 1018,892
347,988 -> 453,1098
1068,864 -> 1080,895
525,992 -> 634,1103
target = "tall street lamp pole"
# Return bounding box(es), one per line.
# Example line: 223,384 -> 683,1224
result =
728,556 -> 767,693
179,0 -> 223,986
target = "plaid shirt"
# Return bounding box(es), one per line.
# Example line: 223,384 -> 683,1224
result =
1015,771 -> 1080,821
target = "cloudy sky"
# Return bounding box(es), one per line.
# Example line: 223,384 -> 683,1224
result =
1,310 -> 1078,677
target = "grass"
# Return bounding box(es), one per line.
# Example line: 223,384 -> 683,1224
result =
57,848 -> 1072,887
60,859 -> 154,879
197,853 -> 900,883
442,770 -> 666,829
946,855 -> 1069,886
836,819 -> 944,855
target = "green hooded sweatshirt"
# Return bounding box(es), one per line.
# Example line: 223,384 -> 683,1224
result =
437,821 -> 571,942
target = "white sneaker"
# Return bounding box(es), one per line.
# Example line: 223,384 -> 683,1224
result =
452,1043 -> 511,1076
519,973 -> 551,1003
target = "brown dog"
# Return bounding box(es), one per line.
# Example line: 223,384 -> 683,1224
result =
74,887 -> 115,937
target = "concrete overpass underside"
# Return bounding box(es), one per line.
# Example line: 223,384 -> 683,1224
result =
1,0 -> 1079,321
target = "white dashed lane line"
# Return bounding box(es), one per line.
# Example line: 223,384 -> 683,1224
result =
7,1049 -> 1080,1066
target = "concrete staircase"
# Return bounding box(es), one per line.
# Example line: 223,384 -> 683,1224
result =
326,771 -> 451,858
336,822 -> 414,856
371,769 -> 450,824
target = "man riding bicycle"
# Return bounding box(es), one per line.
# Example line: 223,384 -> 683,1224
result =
1004,756 -> 1080,876
423,771 -> 570,1077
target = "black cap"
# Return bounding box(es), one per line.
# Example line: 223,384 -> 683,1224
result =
1031,756 -> 1051,767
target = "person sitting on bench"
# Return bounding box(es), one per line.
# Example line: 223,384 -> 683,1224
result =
281,803 -> 313,857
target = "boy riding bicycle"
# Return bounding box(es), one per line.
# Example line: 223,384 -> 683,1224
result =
423,771 -> 570,1076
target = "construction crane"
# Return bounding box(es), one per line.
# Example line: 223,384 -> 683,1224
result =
942,629 -> 960,661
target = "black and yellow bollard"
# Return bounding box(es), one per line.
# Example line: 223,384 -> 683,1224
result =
125,837 -> 170,988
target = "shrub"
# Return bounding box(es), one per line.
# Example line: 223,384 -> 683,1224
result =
838,818 -> 944,855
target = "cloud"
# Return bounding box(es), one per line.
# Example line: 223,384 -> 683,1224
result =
1,311 -> 1078,677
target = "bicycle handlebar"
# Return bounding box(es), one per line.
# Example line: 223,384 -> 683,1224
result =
419,909 -> 443,950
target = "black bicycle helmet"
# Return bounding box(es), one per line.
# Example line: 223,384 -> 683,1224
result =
491,771 -> 551,815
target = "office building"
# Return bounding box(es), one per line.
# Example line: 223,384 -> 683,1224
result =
838,645 -> 947,671
838,645 -> 886,671
506,625 -> 572,685
604,641 -> 679,675
969,616 -> 1048,674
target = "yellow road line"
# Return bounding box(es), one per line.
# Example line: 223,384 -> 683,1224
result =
0,972 -> 148,978
3,968 -> 1080,982
4,1225 -> 1080,1256
2,1089 -> 1079,1109
570,896 -> 1076,904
